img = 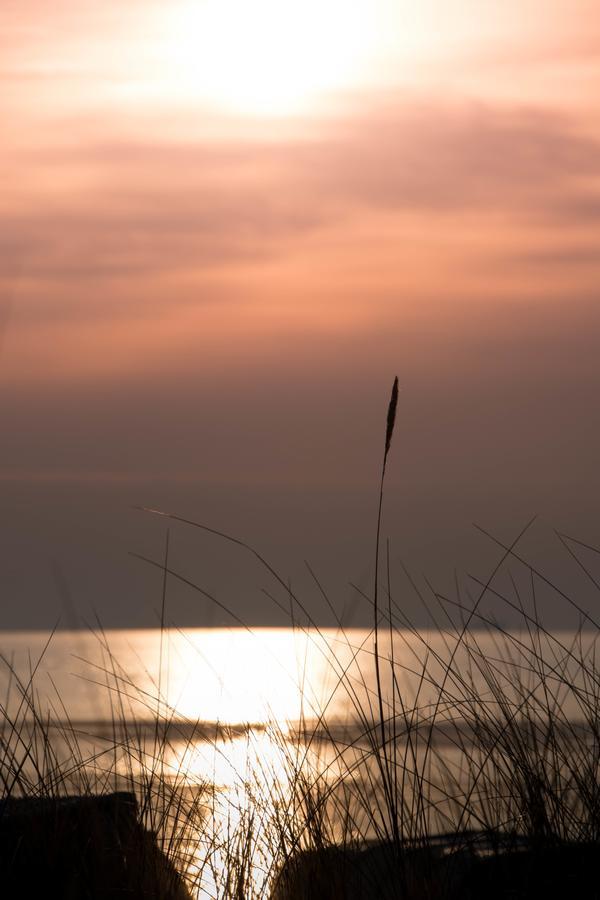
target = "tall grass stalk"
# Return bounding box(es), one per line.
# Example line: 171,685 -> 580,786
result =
372,376 -> 400,848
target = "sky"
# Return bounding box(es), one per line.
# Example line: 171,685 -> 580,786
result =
1,0 -> 600,628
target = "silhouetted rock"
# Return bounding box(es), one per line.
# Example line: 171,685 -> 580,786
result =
464,842 -> 600,899
0,791 -> 191,900
270,833 -> 600,899
270,840 -> 468,900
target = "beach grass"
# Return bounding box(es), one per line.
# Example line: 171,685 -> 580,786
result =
2,378 -> 600,897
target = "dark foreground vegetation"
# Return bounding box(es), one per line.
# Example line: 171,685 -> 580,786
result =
2,379 -> 600,897
0,792 -> 191,899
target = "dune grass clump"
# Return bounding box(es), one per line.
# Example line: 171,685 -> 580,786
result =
2,377 -> 600,897
0,632 -> 210,897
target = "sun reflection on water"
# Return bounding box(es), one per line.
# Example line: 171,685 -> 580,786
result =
165,727 -> 319,899
169,728 -> 289,788
155,628 -> 351,726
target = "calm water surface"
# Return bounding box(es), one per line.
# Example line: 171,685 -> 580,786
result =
0,627 -> 594,896
0,625 -> 593,741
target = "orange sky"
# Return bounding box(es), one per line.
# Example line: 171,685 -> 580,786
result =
1,1 -> 600,627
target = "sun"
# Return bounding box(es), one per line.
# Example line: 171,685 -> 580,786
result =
159,0 -> 376,114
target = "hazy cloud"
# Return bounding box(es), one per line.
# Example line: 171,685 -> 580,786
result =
3,101 -> 599,313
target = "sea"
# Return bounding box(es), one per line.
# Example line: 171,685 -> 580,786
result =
0,626 -> 594,896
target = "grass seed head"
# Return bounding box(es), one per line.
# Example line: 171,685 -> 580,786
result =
384,376 -> 399,461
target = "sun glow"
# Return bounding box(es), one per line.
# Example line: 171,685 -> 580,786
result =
160,0 -> 377,114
